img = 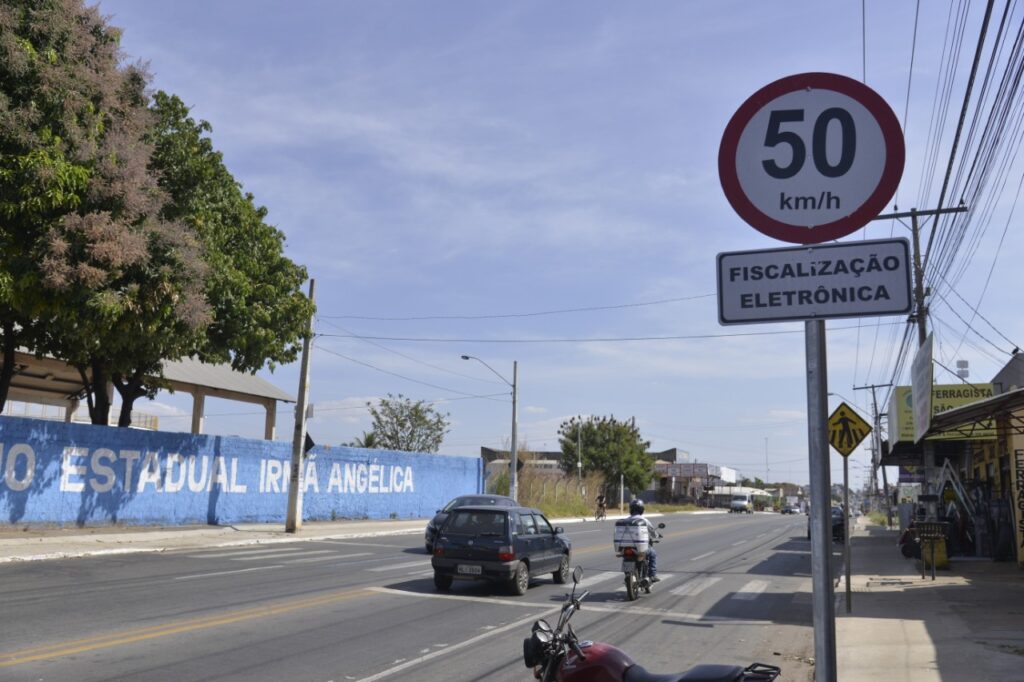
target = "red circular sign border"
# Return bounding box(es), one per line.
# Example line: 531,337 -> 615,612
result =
718,72 -> 905,245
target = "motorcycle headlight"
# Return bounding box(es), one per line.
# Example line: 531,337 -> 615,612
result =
523,635 -> 544,668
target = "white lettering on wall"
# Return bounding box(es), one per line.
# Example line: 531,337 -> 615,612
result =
60,447 -> 88,492
120,451 -> 141,492
165,454 -> 186,493
91,449 -> 117,493
3,443 -> 35,491
138,451 -> 163,492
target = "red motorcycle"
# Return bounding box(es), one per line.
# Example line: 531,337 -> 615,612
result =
523,567 -> 781,682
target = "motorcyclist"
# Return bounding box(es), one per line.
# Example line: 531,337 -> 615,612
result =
626,498 -> 660,582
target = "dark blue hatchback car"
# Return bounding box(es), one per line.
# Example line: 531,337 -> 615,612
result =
424,494 -> 516,553
430,505 -> 571,595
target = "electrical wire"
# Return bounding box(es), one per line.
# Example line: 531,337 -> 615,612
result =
318,293 -> 716,321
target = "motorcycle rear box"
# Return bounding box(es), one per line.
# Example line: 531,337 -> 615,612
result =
613,518 -> 649,554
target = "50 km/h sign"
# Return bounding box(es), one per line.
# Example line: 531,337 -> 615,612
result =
719,72 -> 905,244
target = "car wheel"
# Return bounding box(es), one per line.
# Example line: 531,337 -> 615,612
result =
553,554 -> 570,584
509,562 -> 529,596
433,572 -> 452,591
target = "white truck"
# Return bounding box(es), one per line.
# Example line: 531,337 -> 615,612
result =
729,493 -> 753,514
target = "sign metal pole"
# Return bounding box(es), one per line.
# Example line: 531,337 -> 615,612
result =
807,319 -> 837,681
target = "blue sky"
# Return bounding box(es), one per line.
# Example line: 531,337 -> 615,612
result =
91,1 -> 1024,488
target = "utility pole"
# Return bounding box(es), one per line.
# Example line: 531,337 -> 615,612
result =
854,382 -> 892,527
286,278 -> 316,533
875,205 -> 968,519
576,418 -> 582,492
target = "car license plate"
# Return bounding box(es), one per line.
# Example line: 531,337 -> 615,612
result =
457,564 -> 482,575
621,560 -> 636,573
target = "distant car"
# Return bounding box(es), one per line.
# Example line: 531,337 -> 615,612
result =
806,506 -> 846,542
424,494 -> 516,553
781,505 -> 798,515
431,505 -> 571,595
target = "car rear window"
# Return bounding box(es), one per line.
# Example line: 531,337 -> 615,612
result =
442,496 -> 509,512
445,510 -> 508,535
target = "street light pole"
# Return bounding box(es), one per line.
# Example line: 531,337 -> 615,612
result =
461,355 -> 518,502
510,360 -> 518,502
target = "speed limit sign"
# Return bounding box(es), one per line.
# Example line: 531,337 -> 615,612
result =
719,72 -> 904,244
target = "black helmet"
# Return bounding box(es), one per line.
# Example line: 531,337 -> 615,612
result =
629,498 -> 645,516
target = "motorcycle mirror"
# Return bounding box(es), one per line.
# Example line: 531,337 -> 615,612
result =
572,566 -> 583,584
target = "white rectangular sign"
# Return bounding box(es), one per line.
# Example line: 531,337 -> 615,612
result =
717,238 -> 912,324
911,333 -> 934,443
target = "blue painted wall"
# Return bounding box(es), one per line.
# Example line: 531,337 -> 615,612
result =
0,416 -> 483,526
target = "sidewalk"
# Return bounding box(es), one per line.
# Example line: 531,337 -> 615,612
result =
836,517 -> 1024,681
2,515 -> 1021,681
0,518 -> 431,563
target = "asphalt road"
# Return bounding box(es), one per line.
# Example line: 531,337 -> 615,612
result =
0,513 -> 826,681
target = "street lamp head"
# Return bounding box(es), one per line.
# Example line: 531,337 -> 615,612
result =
460,355 -> 471,360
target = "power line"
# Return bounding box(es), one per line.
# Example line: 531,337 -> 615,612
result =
314,342 -> 509,402
316,294 -> 716,321
316,320 -> 904,345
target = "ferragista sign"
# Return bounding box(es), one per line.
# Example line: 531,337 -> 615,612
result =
719,72 -> 905,244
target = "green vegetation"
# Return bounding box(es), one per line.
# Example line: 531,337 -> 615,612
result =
557,415 -> 653,494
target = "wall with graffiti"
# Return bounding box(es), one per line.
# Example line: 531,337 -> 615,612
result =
0,416 -> 483,526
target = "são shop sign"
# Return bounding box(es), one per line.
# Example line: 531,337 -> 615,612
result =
719,72 -> 904,244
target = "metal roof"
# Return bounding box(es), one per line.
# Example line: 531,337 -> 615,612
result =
5,351 -> 294,406
927,386 -> 1024,437
163,357 -> 294,402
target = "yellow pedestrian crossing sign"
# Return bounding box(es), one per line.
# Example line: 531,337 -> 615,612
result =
828,402 -> 872,457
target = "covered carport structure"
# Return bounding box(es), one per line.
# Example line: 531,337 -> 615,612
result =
2,350 -> 294,440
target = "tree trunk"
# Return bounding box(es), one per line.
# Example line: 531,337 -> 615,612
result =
0,321 -> 17,412
113,371 -> 146,427
82,359 -> 111,425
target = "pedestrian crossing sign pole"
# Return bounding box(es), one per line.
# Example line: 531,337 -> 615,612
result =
828,400 -> 871,616
828,402 -> 871,457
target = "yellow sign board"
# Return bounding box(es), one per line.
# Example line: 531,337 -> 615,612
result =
887,384 -> 996,443
828,402 -> 872,457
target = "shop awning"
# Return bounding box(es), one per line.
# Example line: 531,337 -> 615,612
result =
927,387 -> 1024,437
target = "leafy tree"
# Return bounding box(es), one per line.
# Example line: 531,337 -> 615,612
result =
147,92 -> 314,375
366,394 -> 449,453
0,3 -> 313,426
346,431 -> 380,449
0,0 -> 113,410
557,415 -> 653,494
0,0 -> 211,425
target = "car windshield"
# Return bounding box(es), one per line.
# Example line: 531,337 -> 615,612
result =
444,510 -> 508,535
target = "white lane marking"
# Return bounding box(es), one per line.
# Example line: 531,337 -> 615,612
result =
187,547 -> 307,559
234,549 -> 336,561
356,597 -> 561,681
733,579 -> 770,600
174,565 -> 284,580
366,560 -> 432,572
690,551 -> 715,561
671,576 -> 721,597
408,569 -> 435,577
732,540 -> 747,546
575,571 -> 623,589
367,587 -> 772,625
284,552 -> 374,564
324,540 -> 424,549
370,587 -> 547,609
610,573 -> 674,592
756,533 -> 767,538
